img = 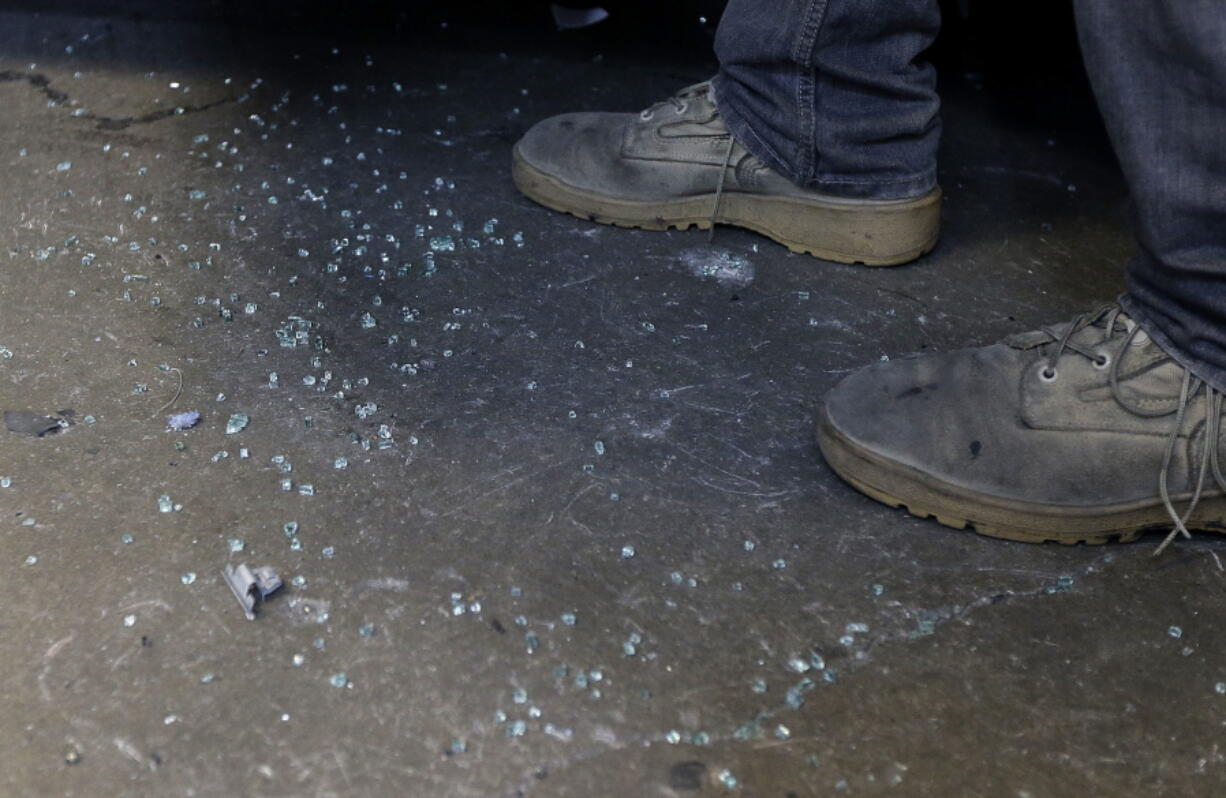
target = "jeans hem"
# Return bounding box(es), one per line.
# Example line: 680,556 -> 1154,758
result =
712,71 -> 938,201
1119,293 -> 1226,396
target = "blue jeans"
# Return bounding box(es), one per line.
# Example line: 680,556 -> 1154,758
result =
713,1 -> 1226,392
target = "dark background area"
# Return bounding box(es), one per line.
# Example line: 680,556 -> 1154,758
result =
10,0 -> 1088,82
5,0 -> 1104,149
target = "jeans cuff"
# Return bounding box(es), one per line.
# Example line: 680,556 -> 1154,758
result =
1119,293 -> 1226,396
712,71 -> 938,201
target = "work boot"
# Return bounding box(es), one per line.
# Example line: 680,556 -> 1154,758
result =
817,304 -> 1226,550
513,82 -> 942,266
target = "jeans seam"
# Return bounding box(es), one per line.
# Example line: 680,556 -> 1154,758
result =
792,0 -> 829,184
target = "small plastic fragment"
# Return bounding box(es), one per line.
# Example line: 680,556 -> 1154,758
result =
222,562 -> 284,620
225,413 -> 250,434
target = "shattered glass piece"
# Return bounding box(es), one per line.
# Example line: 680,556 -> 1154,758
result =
225,414 -> 250,434
354,402 -> 378,419
1169,626 -> 1183,639
228,538 -> 245,552
448,739 -> 467,755
24,555 -> 38,566
180,572 -> 197,585
0,477 -> 10,488
121,534 -> 134,544
691,732 -> 710,746
123,615 -> 136,627
750,678 -> 767,694
788,657 -> 811,674
292,654 -> 305,667
334,457 -> 348,469
429,236 -> 455,252
560,612 -> 576,627
512,688 -> 527,704
322,546 -> 335,558
199,673 -> 215,684
157,494 -> 175,513
772,559 -> 787,569
330,672 -> 349,688
283,522 -> 299,537
774,724 -> 791,740
664,730 -> 682,744
743,540 -> 756,552
1217,682 -> 1226,695
298,484 -> 315,496
733,723 -> 757,741
593,440 -> 605,455
785,677 -> 816,709
358,623 -> 376,637
620,545 -> 636,559
506,720 -> 526,737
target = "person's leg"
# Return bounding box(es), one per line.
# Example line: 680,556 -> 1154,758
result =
1074,0 -> 1226,394
817,3 -> 1226,551
712,0 -> 942,201
511,2 -> 943,265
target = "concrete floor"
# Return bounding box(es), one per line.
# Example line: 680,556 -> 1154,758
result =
3,6 -> 1225,797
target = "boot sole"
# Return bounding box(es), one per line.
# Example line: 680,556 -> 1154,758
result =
816,403 -> 1222,545
512,146 -> 941,267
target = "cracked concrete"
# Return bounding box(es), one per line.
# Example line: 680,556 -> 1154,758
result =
2,3 -> 1224,797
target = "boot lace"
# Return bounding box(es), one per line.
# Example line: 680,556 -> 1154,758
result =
1035,304 -> 1223,554
638,83 -> 737,243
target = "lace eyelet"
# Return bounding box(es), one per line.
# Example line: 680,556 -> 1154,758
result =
640,110 -> 654,121
674,101 -> 688,115
1093,350 -> 1111,370
1038,365 -> 1059,383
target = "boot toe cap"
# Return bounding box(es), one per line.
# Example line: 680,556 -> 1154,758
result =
514,112 -> 629,192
